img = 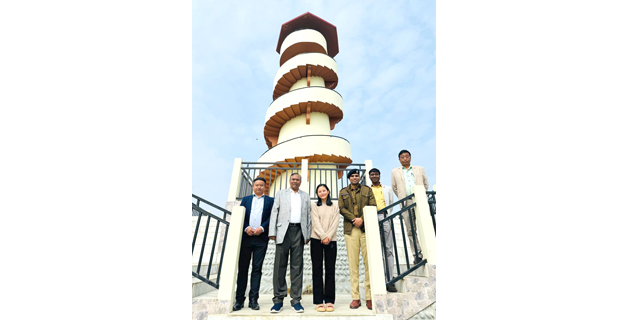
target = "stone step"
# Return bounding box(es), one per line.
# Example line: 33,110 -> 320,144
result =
407,302 -> 436,320
200,314 -> 392,320
192,276 -> 217,298
191,263 -> 220,275
192,269 -> 435,319
190,264 -> 427,297
193,293 -> 392,319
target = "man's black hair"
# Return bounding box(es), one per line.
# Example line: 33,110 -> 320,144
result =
253,177 -> 267,185
398,149 -> 411,158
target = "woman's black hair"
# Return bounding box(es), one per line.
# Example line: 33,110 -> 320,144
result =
315,184 -> 332,206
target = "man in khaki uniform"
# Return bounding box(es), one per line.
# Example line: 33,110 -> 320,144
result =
390,149 -> 429,264
338,169 -> 377,310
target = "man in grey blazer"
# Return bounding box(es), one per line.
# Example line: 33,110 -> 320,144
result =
390,149 -> 429,264
268,173 -> 312,313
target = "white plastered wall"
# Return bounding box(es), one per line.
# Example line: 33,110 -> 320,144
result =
258,135 -> 352,163
277,112 -> 330,143
289,76 -> 325,91
280,29 -> 328,56
264,86 -> 343,124
273,53 -> 338,89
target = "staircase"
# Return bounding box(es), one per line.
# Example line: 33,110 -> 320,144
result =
192,264 -> 219,298
192,263 -> 435,320
191,184 -> 436,319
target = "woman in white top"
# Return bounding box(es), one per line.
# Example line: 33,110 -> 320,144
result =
310,184 -> 340,312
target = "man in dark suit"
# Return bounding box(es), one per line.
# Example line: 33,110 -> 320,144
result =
232,177 -> 274,311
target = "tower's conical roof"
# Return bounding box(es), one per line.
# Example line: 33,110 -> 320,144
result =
276,12 -> 339,57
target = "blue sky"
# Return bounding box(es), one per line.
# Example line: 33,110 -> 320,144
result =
193,0 -> 436,205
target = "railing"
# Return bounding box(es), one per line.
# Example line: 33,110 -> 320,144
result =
237,161 -> 367,200
237,162 -> 302,200
307,162 -> 367,200
427,190 -> 436,234
191,194 -> 231,289
377,194 -> 427,286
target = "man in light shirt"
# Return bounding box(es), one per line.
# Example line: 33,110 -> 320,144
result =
390,150 -> 429,264
268,173 -> 312,313
233,177 -> 274,311
369,168 -> 397,292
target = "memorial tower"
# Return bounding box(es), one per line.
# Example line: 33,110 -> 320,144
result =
257,12 -> 352,196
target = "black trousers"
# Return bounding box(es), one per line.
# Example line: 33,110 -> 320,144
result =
235,236 -> 268,303
310,238 -> 337,304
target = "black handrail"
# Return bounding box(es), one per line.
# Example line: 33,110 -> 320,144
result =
376,192 -> 432,287
192,194 -> 231,216
192,194 -> 231,289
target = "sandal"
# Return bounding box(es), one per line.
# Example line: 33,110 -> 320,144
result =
316,304 -> 326,312
325,303 -> 334,312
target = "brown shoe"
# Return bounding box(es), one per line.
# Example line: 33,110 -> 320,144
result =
349,300 -> 361,309
366,300 -> 372,310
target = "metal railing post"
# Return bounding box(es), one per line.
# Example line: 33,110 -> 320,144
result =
227,158 -> 243,201
364,205 -> 387,312
412,185 -> 436,264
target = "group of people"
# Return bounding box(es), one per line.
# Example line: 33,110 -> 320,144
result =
232,149 -> 429,313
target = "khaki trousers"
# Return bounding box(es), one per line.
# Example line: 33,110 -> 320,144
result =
344,226 -> 370,300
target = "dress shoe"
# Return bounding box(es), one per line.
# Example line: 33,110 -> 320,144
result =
232,301 -> 244,311
366,300 -> 372,310
387,283 -> 398,292
249,299 -> 259,310
349,300 -> 361,309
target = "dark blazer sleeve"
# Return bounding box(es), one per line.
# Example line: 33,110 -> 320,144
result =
261,197 -> 274,233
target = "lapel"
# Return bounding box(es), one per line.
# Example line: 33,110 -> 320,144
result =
300,191 -> 306,217
246,196 -> 253,218
262,196 -> 269,215
283,189 -> 292,215
398,167 -> 406,185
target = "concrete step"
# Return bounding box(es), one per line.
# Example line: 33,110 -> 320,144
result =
407,302 -> 436,320
192,276 -> 217,298
191,263 -> 220,275
192,263 -> 221,298
192,293 -> 392,320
